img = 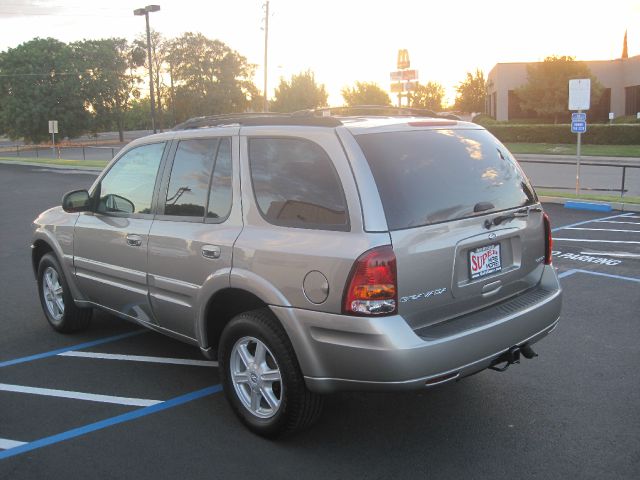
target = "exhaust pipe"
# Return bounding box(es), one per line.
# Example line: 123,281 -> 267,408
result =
520,344 -> 538,359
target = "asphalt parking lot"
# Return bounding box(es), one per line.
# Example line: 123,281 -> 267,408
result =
0,164 -> 638,479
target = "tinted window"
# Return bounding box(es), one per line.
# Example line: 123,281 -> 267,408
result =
97,142 -> 165,215
165,139 -> 218,217
355,129 -> 536,230
249,138 -> 348,230
207,137 -> 233,220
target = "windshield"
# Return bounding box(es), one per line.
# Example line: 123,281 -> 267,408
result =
355,128 -> 536,230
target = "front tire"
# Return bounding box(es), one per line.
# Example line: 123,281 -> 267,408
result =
37,253 -> 91,333
219,308 -> 323,438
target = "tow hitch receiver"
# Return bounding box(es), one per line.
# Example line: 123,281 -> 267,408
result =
489,344 -> 538,372
489,346 -> 521,372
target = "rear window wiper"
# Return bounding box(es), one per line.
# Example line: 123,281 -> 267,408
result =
484,205 -> 542,229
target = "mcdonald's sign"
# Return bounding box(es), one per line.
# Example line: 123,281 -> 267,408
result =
397,49 -> 410,70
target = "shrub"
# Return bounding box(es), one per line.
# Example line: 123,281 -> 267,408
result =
612,115 -> 640,124
471,114 -> 496,126
483,124 -> 640,145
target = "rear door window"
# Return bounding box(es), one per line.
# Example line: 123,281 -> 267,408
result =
355,129 -> 536,230
164,138 -> 218,218
249,137 -> 348,230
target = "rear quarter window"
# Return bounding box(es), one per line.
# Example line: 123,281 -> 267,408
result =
355,128 -> 536,230
248,137 -> 349,231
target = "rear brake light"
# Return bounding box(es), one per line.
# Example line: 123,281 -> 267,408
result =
543,212 -> 553,265
343,246 -> 397,316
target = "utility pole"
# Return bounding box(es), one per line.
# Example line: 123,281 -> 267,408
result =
134,5 -> 160,134
169,60 -> 176,127
263,1 -> 269,112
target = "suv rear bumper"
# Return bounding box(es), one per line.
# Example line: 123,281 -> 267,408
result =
273,265 -> 562,393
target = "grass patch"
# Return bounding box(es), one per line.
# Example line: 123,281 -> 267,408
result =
0,156 -> 107,168
505,143 -> 640,157
537,189 -> 640,204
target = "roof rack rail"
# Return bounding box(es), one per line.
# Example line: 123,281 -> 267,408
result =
173,112 -> 342,130
295,105 -> 461,120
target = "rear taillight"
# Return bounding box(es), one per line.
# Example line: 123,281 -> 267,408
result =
343,246 -> 397,316
543,212 -> 553,265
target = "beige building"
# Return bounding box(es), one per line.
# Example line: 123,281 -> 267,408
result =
486,55 -> 640,121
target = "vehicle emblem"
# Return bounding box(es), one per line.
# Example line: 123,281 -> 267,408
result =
400,287 -> 447,303
488,232 -> 497,240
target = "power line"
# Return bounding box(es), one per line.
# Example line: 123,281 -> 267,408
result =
0,10 -> 132,18
0,71 -> 137,77
0,1 -> 129,10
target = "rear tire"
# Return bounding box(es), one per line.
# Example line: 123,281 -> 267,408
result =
219,308 -> 323,438
37,253 -> 91,333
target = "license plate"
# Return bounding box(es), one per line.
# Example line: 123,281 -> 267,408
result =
469,244 -> 501,279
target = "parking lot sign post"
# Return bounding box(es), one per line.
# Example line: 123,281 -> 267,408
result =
48,120 -> 58,158
569,79 -> 591,195
571,112 -> 587,194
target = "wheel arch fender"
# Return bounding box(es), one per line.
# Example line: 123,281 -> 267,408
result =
32,230 -> 86,303
196,268 -> 292,358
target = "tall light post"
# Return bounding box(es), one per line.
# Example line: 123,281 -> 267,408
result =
134,5 -> 160,133
263,1 -> 269,112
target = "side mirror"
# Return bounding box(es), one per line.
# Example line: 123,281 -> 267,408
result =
62,189 -> 91,213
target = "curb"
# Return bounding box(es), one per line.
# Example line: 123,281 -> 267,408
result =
540,195 -> 640,213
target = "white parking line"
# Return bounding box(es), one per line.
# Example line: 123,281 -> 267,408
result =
0,383 -> 161,407
580,251 -> 640,259
595,220 -> 640,225
553,238 -> 640,244
58,351 -> 218,367
564,227 -> 640,233
552,213 -> 631,232
0,438 -> 26,450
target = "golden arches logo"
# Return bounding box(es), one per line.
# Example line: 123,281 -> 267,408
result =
397,49 -> 410,70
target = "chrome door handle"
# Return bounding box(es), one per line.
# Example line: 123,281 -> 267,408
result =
202,245 -> 221,259
126,234 -> 143,247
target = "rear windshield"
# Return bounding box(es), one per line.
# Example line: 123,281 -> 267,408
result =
355,128 -> 536,230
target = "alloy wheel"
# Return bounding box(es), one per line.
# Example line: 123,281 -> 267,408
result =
230,336 -> 283,419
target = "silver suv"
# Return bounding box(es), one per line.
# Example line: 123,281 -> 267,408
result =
32,110 -> 562,437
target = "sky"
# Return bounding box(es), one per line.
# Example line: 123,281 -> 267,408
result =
0,0 -> 639,106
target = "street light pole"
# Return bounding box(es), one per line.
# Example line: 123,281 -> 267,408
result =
134,5 -> 160,134
263,1 -> 269,112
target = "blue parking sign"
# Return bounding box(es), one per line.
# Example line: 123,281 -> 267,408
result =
571,113 -> 587,133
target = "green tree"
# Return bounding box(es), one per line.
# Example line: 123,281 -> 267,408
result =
123,98 -> 153,130
341,81 -> 390,106
516,56 -> 603,123
73,38 -> 144,141
454,69 -> 486,113
166,32 -> 258,122
0,38 -> 89,143
271,70 -> 328,113
410,81 -> 445,111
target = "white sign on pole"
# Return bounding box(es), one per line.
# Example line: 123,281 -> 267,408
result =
568,79 -> 590,111
48,120 -> 58,134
